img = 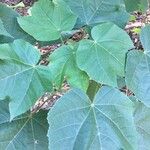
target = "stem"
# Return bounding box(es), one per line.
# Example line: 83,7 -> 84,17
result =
86,80 -> 101,101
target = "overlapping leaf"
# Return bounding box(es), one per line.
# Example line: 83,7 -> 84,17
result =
134,102 -> 150,150
0,40 -> 53,119
76,22 -> 133,87
0,100 -> 48,150
64,0 -> 129,28
48,86 -> 137,150
48,44 -> 89,91
17,0 -> 77,41
0,3 -> 35,44
126,25 -> 150,107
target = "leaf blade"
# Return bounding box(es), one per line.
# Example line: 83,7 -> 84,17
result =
64,0 -> 129,28
48,44 -> 89,91
47,86 -> 137,150
0,100 -> 49,150
17,0 -> 77,41
0,40 -> 53,119
77,22 -> 133,87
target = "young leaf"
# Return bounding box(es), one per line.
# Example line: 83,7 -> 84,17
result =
0,100 -> 48,150
64,0 -> 129,28
17,0 -> 77,41
126,25 -> 150,107
134,102 -> 150,149
48,86 -> 137,150
0,40 -> 53,119
0,3 -> 35,44
48,44 -> 89,91
76,22 -> 134,87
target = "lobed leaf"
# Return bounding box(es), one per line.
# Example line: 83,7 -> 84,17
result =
76,22 -> 134,87
48,86 -> 137,150
0,40 -> 53,119
17,0 -> 77,41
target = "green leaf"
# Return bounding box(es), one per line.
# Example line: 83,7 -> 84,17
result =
0,100 -> 48,150
140,25 -> 150,52
124,0 -> 148,12
76,22 -> 134,87
64,0 -> 129,28
48,86 -> 137,150
0,20 -> 12,38
126,50 -> 150,107
134,102 -> 150,149
126,25 -> 150,107
17,0 -> 77,41
0,3 -> 35,44
0,40 -> 53,119
48,44 -> 89,91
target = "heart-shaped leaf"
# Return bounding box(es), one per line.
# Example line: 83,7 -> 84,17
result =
0,100 -> 48,150
76,22 -> 133,87
64,0 -> 129,28
17,0 -> 77,41
48,86 -> 137,150
126,25 -> 150,107
0,40 -> 53,119
48,44 -> 89,91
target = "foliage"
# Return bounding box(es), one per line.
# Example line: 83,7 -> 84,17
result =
134,101 -> 150,149
124,0 -> 148,12
76,22 -> 133,87
0,3 -> 35,44
64,0 -> 130,28
0,0 -> 150,149
48,87 -> 137,150
17,0 -> 77,41
48,43 -> 89,91
0,100 -> 48,149
0,40 -> 53,119
126,25 -> 150,107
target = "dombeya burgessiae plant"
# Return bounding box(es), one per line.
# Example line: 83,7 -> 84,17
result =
0,0 -> 150,149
